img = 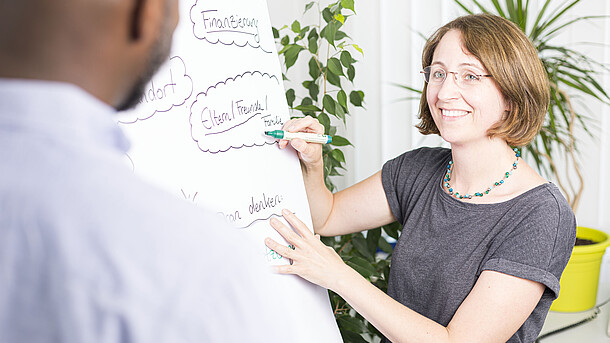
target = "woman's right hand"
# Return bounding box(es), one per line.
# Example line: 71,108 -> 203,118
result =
278,116 -> 325,170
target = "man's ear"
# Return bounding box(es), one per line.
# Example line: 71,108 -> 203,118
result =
130,0 -> 145,41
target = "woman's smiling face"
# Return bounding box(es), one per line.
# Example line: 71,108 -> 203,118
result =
426,29 -> 509,147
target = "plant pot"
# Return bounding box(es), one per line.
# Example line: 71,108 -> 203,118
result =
550,226 -> 610,312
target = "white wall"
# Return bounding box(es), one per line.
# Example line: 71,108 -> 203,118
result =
266,0 -> 610,233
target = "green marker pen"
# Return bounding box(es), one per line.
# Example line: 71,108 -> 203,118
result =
264,130 -> 332,144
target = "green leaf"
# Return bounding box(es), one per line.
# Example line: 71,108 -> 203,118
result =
378,236 -> 394,254
304,1 -> 315,12
308,27 -> 319,40
340,51 -> 353,67
272,27 -> 279,39
284,45 -> 304,70
530,0 -> 552,40
280,35 -> 289,46
326,125 -> 337,136
345,260 -> 372,279
351,235 -> 375,261
335,30 -> 348,41
383,267 -> 390,290
307,81 -> 319,99
294,104 -> 322,112
329,167 -> 343,176
382,221 -> 401,240
324,21 -> 338,47
339,330 -> 368,343
366,228 -> 381,256
291,20 -> 301,33
546,16 -> 608,43
352,44 -> 363,55
298,26 -> 310,40
347,255 -> 376,276
349,90 -> 364,107
454,0 -> 475,14
347,65 -> 355,82
331,148 -> 345,163
308,37 -> 318,54
337,90 -> 348,109
341,0 -> 355,13
327,124 -> 337,136
300,96 -> 313,106
323,94 -> 336,115
322,7 -> 334,23
318,112 -> 331,132
334,100 -> 347,123
330,135 -> 352,147
327,57 -> 344,76
337,315 -> 364,333
327,70 -> 342,87
285,88 -> 295,108
537,0 -> 580,38
335,102 -> 347,119
490,0 -> 506,17
308,57 -> 321,80
393,82 -> 423,94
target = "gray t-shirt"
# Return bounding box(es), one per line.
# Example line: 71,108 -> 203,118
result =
381,147 -> 576,343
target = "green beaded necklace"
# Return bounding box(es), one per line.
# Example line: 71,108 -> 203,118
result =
444,148 -> 520,200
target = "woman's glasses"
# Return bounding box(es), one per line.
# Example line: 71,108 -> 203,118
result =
421,66 -> 492,89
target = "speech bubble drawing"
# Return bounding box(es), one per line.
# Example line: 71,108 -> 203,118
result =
189,71 -> 286,153
119,55 -> 193,124
189,2 -> 273,53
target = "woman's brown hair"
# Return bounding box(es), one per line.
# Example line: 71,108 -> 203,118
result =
416,13 -> 549,147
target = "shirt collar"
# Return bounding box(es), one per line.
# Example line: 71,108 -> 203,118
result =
0,78 -> 130,153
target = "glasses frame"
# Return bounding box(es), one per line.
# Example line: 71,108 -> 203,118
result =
420,66 -> 493,88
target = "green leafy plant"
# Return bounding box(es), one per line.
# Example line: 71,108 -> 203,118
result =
274,1 -> 401,341
452,0 -> 610,210
273,0 -> 363,192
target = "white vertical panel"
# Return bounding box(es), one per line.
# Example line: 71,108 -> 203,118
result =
409,0 -> 459,149
597,0 -> 610,292
555,0 -> 610,233
379,0 -> 413,163
344,2 -> 383,185
555,1 -> 601,227
598,0 -> 610,231
266,0 -> 303,28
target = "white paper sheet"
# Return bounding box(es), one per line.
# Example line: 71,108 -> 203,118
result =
118,0 -> 342,341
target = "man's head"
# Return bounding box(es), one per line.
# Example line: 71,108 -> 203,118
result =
0,0 -> 179,111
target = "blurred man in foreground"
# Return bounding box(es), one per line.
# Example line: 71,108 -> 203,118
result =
0,1 -> 290,341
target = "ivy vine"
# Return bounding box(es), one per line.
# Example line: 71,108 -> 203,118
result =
274,1 -> 401,342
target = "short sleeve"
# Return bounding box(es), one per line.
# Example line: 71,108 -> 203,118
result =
381,147 -> 452,225
481,185 -> 576,298
381,154 -> 406,224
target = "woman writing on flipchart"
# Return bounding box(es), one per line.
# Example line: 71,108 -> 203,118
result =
265,14 -> 576,343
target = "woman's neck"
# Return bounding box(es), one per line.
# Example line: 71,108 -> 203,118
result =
448,139 -> 517,196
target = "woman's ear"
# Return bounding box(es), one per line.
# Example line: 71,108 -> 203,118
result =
504,98 -> 512,113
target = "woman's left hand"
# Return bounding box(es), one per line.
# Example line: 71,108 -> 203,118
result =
265,209 -> 348,291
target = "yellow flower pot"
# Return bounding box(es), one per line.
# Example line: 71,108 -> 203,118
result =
550,226 -> 610,312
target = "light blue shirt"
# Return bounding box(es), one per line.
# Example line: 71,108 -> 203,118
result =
0,79 -> 291,343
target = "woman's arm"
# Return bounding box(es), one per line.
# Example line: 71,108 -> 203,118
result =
278,117 -> 395,236
265,210 -> 545,343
